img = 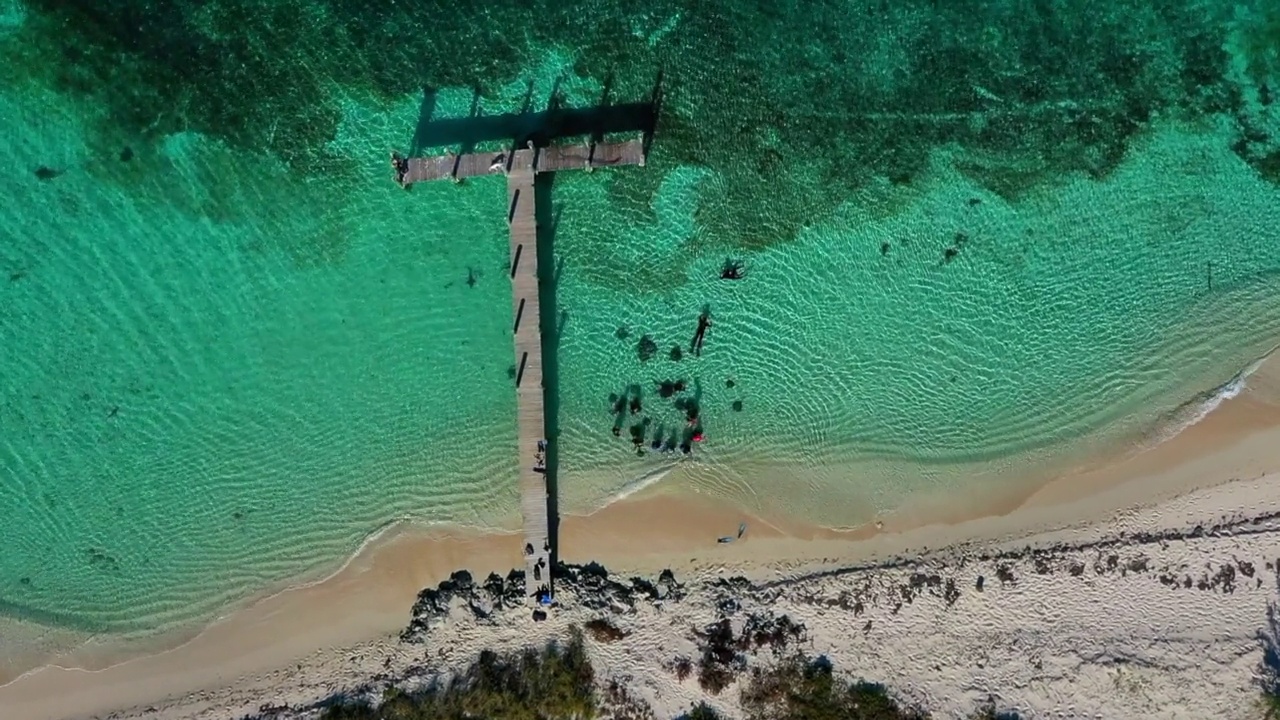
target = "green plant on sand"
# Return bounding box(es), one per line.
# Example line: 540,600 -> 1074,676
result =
740,654 -> 928,720
319,628 -> 595,720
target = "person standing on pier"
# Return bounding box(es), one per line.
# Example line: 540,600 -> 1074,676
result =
390,151 -> 409,186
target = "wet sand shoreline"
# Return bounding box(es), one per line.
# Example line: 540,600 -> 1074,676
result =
3,357 -> 1280,719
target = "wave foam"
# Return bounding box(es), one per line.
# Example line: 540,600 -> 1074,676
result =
1149,352 -> 1272,446
594,465 -> 676,511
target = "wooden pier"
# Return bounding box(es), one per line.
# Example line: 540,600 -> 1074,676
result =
396,137 -> 646,609
398,139 -> 645,185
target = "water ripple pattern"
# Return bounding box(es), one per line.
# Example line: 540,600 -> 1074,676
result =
0,0 -> 1279,639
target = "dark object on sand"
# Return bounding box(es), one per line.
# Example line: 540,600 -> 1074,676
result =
119,146 -> 134,162
726,378 -> 735,388
731,400 -> 743,412
669,345 -> 683,362
34,166 -> 62,181
719,522 -> 748,543
638,335 -> 658,362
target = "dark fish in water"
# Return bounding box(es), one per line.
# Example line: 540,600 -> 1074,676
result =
34,166 -> 62,181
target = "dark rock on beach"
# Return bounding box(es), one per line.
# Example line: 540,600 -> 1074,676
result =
402,562 -> 687,643
401,569 -> 526,641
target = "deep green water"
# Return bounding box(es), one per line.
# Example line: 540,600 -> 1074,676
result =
1,0 -> 1279,646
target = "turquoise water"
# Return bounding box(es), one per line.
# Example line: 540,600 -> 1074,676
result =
1,0 -> 1280,649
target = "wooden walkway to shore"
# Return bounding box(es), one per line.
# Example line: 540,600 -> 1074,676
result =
506,153 -> 553,607
396,138 -> 647,609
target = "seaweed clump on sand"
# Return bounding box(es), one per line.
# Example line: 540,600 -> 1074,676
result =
691,612 -> 808,696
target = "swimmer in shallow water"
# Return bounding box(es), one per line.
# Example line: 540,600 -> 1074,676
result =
691,309 -> 711,357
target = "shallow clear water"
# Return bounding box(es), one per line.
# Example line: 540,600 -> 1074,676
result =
1,0 -> 1279,642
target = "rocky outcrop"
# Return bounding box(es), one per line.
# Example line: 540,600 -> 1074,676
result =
401,563 -> 687,643
401,569 -> 526,641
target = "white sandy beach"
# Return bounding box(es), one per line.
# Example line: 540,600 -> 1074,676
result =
3,358 -> 1280,720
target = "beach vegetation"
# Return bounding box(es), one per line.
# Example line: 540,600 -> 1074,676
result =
1258,580 -> 1280,718
695,619 -> 742,695
318,628 -> 595,720
602,677 -> 656,720
673,656 -> 694,682
1262,691 -> 1280,720
740,654 -> 928,720
691,615 -> 808,695
683,702 -> 728,720
316,701 -> 379,720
